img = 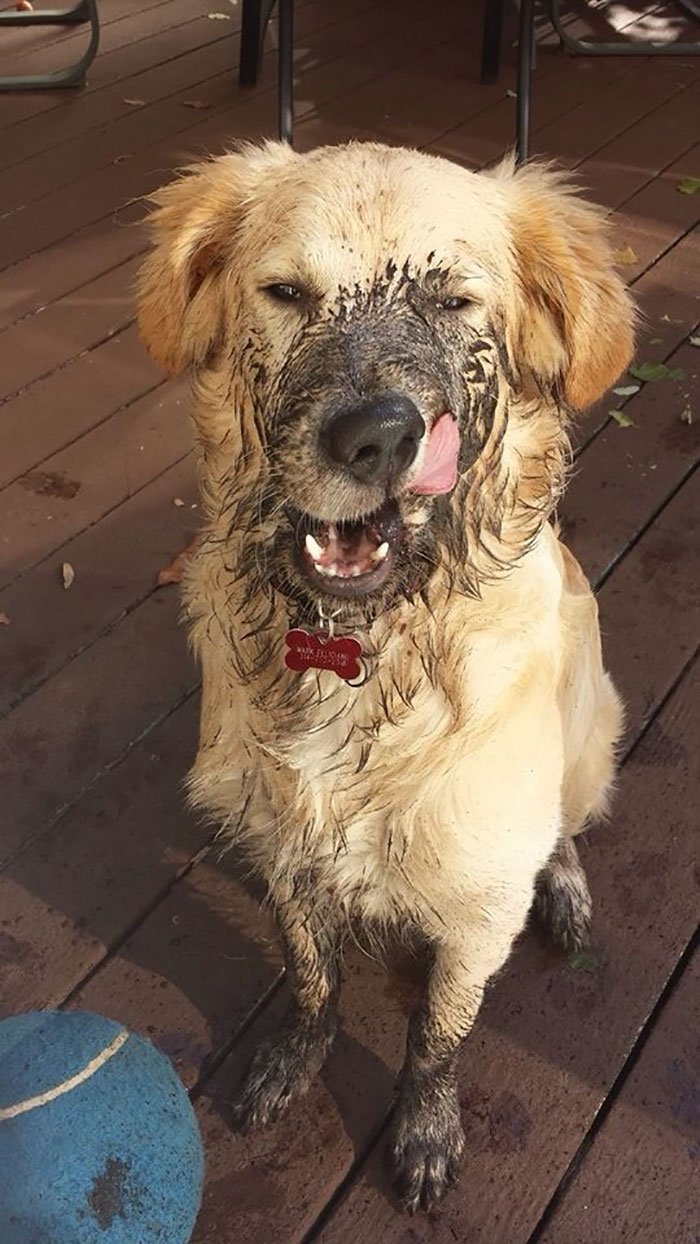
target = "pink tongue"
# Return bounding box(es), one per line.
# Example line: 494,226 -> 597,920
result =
410,414 -> 460,495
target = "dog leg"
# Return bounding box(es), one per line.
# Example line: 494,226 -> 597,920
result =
231,892 -> 341,1131
388,916 -> 526,1213
533,836 -> 592,953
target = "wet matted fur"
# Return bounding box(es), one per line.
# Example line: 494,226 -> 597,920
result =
138,141 -> 632,1213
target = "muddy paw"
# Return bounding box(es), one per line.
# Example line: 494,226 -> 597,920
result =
387,1095 -> 466,1213
230,1015 -> 336,1132
534,844 -> 592,954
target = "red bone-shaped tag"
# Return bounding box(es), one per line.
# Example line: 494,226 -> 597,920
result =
284,629 -> 363,682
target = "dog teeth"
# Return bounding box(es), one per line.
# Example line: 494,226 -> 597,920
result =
373,541 -> 390,562
305,533 -> 324,561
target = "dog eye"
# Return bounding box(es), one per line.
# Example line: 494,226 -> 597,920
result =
437,295 -> 471,312
265,282 -> 303,304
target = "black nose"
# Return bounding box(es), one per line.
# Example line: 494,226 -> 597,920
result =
321,393 -> 425,486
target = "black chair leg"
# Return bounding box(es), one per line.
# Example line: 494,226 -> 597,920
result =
481,0 -> 505,83
277,0 -> 294,144
239,0 -> 276,87
516,0 -> 535,164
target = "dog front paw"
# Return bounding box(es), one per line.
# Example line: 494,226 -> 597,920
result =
230,1012 -> 337,1132
387,1088 -> 466,1213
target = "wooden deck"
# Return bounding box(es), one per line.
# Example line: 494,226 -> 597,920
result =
1,0 -> 698,1239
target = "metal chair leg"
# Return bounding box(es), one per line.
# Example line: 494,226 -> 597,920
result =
481,0 -> 505,82
516,0 -> 535,163
277,0 -> 293,144
239,0 -> 276,86
0,0 -> 100,89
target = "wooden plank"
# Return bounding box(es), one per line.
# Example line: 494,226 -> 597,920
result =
296,35 -> 633,154
0,324 -> 162,489
0,379 -> 190,590
566,337 -> 700,588
0,695 -> 205,1016
0,455 -> 197,715
605,142 -> 700,282
533,55 -> 699,169
0,219 -> 147,335
536,945 -> 699,1244
0,255 -> 142,404
0,583 -> 196,865
574,77 -> 700,208
0,693 -> 282,1077
314,650 -> 699,1244
617,224 -> 700,359
427,53 -> 698,167
68,849 -> 284,1088
591,473 -> 699,732
574,225 -> 700,445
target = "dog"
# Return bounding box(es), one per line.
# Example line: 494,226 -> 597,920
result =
137,140 -> 633,1213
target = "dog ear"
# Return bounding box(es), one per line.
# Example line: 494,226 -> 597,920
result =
137,143 -> 295,376
496,159 -> 636,410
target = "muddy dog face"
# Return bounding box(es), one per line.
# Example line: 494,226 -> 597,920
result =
138,142 -> 633,624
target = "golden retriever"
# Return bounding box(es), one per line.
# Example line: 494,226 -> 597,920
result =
137,141 -> 633,1213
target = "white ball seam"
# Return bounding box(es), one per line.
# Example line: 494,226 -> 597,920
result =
0,1029 -> 129,1121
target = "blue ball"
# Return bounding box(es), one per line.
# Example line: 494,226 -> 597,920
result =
0,1010 -> 204,1243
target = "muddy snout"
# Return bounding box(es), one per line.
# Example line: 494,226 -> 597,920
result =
320,392 -> 426,486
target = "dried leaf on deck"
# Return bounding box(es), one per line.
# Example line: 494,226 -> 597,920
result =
613,384 -> 640,397
614,245 -> 638,265
207,11 -> 231,17
629,361 -> 684,383
690,336 -> 700,348
182,99 -> 210,109
156,535 -> 201,587
680,407 -> 693,425
0,611 -> 10,626
677,176 -> 700,195
610,410 -> 635,428
61,561 -> 75,589
123,98 -> 146,107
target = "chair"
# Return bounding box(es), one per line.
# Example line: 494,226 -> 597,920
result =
0,0 -> 100,90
